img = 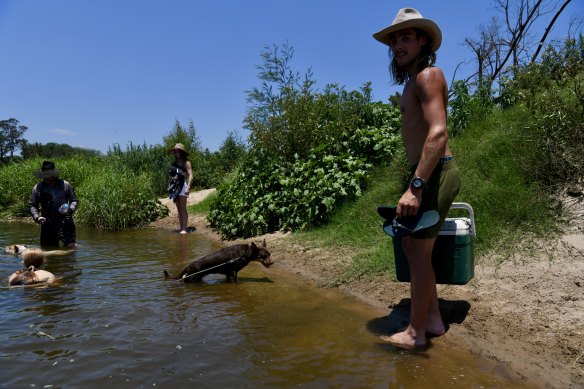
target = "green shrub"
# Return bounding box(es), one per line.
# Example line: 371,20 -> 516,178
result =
208,152 -> 372,239
208,109 -> 402,240
0,159 -> 43,217
0,157 -> 99,217
106,143 -> 169,196
244,43 -> 382,164
507,46 -> 584,188
209,43 -> 403,239
290,161 -> 406,284
0,157 -> 169,229
448,80 -> 494,136
77,167 -> 168,230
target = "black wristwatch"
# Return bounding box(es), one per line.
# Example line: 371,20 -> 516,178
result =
410,176 -> 425,190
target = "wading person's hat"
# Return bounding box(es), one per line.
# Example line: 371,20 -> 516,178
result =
169,143 -> 189,156
373,7 -> 442,52
33,161 -> 60,179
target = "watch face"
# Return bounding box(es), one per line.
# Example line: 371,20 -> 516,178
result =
411,177 -> 424,189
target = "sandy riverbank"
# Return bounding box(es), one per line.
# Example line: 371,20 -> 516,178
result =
152,189 -> 584,388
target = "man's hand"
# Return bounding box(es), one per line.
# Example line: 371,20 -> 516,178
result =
396,189 -> 422,218
36,216 -> 47,224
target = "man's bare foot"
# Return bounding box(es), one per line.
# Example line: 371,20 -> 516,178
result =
425,322 -> 446,337
396,321 -> 446,338
379,329 -> 427,349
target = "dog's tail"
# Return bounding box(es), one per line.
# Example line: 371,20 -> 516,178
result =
164,270 -> 172,279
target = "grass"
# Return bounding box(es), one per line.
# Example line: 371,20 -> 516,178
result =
188,190 -> 217,215
290,160 -> 407,283
0,157 -> 168,229
287,103 -> 563,282
450,106 -> 560,255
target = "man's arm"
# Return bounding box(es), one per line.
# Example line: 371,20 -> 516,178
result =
28,184 -> 43,222
397,67 -> 448,218
65,181 -> 79,213
413,66 -> 448,182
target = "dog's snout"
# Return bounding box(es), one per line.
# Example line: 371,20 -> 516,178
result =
261,256 -> 274,268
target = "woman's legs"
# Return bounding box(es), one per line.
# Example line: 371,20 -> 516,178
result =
175,196 -> 188,233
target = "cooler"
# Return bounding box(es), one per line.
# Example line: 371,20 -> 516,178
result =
392,202 -> 476,285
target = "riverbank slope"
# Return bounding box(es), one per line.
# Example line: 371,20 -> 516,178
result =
152,189 -> 584,388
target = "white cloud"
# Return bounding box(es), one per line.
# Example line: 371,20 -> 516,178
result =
51,128 -> 78,136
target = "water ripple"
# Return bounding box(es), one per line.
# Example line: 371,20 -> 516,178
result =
0,223 -> 534,388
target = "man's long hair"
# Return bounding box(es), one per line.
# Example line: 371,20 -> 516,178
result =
389,28 -> 437,85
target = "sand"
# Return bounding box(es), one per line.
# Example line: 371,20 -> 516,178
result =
152,189 -> 584,388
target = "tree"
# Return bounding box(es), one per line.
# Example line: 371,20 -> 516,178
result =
464,18 -> 502,90
216,130 -> 247,173
243,42 -> 373,163
493,0 -> 545,77
244,42 -> 317,162
462,0 -> 574,87
0,118 -> 28,160
162,119 -> 201,154
531,0 -> 573,62
388,91 -> 402,107
21,141 -> 101,159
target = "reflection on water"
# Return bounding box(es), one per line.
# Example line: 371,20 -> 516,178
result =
0,222 -> 538,388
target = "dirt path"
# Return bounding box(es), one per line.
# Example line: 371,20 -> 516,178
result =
151,189 -> 584,388
149,188 -> 217,236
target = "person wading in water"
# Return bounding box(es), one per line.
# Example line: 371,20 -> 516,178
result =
29,160 -> 79,248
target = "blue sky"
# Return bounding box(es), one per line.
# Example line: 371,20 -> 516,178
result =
1,1 -> 581,153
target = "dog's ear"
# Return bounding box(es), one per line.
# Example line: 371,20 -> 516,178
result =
250,242 -> 258,250
262,239 -> 267,247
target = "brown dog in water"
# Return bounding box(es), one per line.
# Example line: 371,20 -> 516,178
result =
3,244 -> 29,255
4,244 -> 73,258
164,241 -> 272,282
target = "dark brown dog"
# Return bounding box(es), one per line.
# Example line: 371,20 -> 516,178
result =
164,241 -> 272,282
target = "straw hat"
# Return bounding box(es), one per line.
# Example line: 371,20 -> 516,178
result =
373,8 -> 442,52
169,143 -> 189,156
33,161 -> 60,179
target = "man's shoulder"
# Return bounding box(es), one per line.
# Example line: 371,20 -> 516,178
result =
416,66 -> 445,81
61,179 -> 74,190
413,66 -> 447,95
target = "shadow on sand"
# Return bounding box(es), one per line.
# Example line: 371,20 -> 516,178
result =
367,298 -> 471,339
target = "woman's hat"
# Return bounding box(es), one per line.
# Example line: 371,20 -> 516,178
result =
169,143 -> 189,156
373,8 -> 442,52
33,161 -> 60,179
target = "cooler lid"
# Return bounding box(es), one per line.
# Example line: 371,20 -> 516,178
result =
440,217 -> 471,235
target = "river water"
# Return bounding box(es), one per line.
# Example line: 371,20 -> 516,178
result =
0,222 -> 537,388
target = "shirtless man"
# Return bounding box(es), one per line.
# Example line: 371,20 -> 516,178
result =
373,8 -> 461,348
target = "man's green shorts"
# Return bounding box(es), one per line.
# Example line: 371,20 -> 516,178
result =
411,159 -> 461,239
